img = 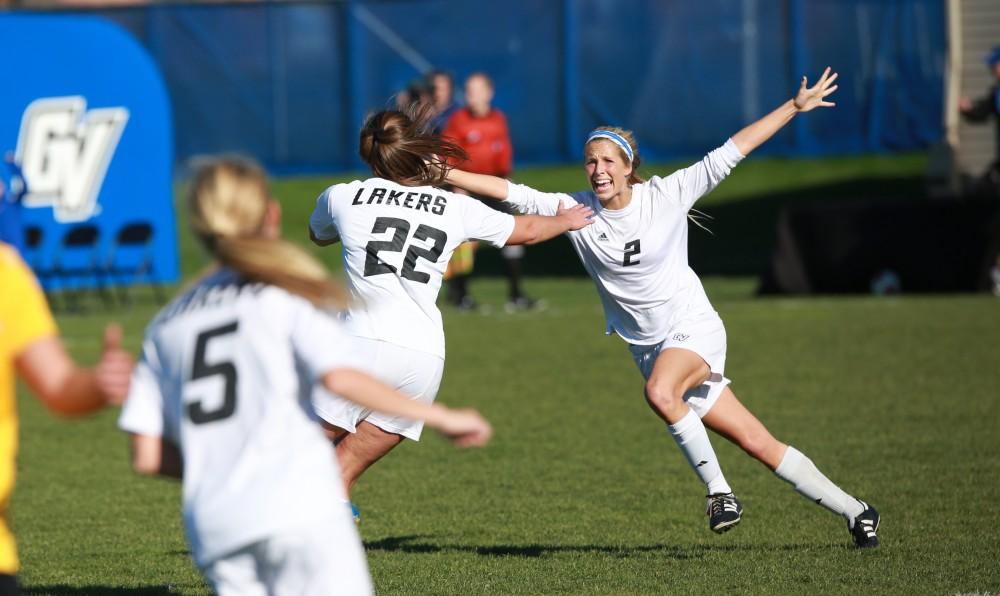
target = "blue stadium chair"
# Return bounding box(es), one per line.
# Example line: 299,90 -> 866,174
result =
21,225 -> 54,303
50,225 -> 111,312
103,221 -> 165,305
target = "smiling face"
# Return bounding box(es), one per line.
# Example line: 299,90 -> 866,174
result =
584,139 -> 632,202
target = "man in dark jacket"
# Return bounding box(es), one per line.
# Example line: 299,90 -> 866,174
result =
960,46 -> 1000,197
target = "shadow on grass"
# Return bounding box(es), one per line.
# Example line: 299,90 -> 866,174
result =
25,587 -> 190,595
365,534 -> 844,559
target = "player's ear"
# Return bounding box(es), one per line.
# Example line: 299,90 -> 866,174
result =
263,199 -> 282,239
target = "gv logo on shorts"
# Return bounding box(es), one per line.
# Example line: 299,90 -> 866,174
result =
16,96 -> 129,222
672,333 -> 689,341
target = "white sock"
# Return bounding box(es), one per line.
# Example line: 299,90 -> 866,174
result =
668,409 -> 732,495
775,446 -> 864,524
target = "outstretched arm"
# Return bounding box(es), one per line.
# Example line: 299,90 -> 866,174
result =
445,169 -> 509,201
731,67 -> 838,156
323,368 -> 492,447
505,201 -> 593,245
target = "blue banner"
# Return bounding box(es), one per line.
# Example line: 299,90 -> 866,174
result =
0,14 -> 177,289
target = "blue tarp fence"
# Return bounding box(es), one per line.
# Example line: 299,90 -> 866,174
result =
49,0 -> 945,173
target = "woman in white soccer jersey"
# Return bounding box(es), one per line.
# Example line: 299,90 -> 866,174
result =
444,68 -> 881,548
118,157 -> 494,596
308,107 -> 593,503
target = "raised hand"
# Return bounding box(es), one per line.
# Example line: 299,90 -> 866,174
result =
436,408 -> 493,447
794,67 -> 839,112
95,324 -> 133,405
556,200 -> 595,231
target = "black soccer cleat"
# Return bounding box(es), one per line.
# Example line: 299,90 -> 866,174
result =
706,492 -> 743,534
849,499 -> 880,548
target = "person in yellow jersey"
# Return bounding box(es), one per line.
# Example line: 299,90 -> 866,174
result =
0,241 -> 133,594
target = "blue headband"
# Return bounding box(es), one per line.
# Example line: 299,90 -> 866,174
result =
586,130 -> 634,162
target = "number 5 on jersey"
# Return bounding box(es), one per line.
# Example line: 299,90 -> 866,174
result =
186,321 -> 239,424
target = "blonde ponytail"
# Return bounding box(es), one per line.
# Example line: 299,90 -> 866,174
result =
213,236 -> 348,308
188,157 -> 348,308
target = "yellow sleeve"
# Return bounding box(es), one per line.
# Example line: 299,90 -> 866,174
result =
0,244 -> 57,357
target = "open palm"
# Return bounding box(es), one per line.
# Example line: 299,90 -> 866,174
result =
794,67 -> 839,112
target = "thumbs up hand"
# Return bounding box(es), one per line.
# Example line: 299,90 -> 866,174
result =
95,324 -> 134,405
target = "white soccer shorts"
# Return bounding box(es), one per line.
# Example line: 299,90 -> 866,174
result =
200,514 -> 373,596
313,336 -> 445,441
628,314 -> 731,418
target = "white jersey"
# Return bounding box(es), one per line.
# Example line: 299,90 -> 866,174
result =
505,139 -> 745,345
118,268 -> 353,566
309,178 -> 516,357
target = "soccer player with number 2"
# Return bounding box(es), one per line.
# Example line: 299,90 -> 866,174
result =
118,158 -> 494,595
308,107 -> 593,511
445,68 -> 881,548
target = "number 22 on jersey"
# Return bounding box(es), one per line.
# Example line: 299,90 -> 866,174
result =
364,216 -> 448,284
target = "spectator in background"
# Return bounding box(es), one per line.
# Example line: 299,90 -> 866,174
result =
395,78 -> 431,112
959,45 -> 1000,198
427,70 -> 458,134
0,154 -> 27,254
1,241 -> 133,594
422,70 -> 481,308
443,72 -> 538,311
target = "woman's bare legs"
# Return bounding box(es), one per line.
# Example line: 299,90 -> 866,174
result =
700,387 -> 787,470
703,387 -> 879,547
644,348 -> 741,532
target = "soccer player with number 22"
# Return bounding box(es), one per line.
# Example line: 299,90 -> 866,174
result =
308,107 -> 594,513
445,67 -> 880,548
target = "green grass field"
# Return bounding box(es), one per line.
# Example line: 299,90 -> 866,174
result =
14,154 -> 1000,594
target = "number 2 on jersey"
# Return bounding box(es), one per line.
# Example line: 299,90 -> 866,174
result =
364,216 -> 447,284
186,321 -> 239,425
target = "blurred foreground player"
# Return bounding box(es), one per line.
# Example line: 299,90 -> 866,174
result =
118,158 -> 492,595
0,242 -> 132,595
446,68 -> 881,548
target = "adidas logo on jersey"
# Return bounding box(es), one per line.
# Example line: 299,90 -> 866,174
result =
597,232 -> 609,241
16,96 -> 129,222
